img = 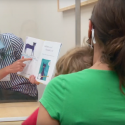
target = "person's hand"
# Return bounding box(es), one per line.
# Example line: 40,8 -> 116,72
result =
29,75 -> 40,85
7,58 -> 32,73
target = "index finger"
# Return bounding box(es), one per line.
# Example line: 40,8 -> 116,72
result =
20,58 -> 32,62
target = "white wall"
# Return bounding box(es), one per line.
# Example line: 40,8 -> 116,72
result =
0,0 -> 39,40
36,0 -> 76,57
81,4 -> 95,44
0,0 -> 95,99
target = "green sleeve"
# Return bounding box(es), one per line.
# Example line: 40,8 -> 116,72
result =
39,75 -> 65,120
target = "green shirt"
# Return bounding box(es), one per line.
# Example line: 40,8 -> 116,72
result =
40,69 -> 125,125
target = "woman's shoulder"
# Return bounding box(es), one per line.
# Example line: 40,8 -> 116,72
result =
53,69 -> 86,81
51,69 -> 117,87
49,69 -> 90,88
59,69 -> 92,81
48,69 -> 117,91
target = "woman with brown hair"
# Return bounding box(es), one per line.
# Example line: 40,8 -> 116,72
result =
37,0 -> 125,124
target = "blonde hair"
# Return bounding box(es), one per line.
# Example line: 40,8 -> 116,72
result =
55,46 -> 93,76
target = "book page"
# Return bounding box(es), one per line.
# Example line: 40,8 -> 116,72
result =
36,41 -> 61,85
18,37 -> 44,78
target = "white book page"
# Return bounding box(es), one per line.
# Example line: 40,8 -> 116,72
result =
36,41 -> 61,85
18,37 -> 44,78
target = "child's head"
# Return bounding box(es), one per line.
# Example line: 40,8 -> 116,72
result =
55,46 -> 93,76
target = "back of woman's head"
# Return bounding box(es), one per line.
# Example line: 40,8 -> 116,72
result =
91,0 -> 125,93
55,46 -> 93,76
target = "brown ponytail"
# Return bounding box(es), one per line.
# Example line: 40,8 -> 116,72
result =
91,0 -> 125,93
106,36 -> 125,93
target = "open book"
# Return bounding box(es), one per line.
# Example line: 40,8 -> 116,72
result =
18,37 -> 62,85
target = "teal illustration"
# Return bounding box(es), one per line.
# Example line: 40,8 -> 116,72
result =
38,59 -> 50,81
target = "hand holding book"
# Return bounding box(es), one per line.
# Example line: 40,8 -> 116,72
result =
29,75 -> 40,85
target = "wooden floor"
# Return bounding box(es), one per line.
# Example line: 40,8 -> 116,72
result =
0,102 -> 39,124
0,121 -> 22,125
